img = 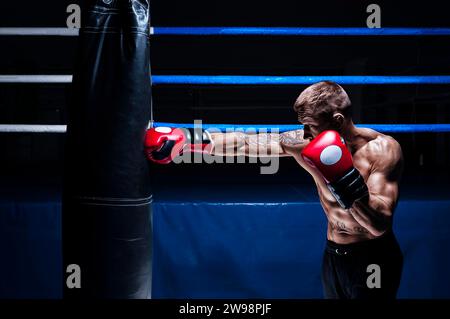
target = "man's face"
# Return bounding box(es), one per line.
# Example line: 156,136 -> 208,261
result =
297,113 -> 332,140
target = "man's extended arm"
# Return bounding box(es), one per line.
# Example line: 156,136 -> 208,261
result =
210,129 -> 308,157
144,126 -> 309,163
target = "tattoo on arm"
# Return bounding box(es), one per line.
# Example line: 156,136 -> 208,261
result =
244,133 -> 283,156
213,129 -> 306,156
279,130 -> 306,146
246,133 -> 278,147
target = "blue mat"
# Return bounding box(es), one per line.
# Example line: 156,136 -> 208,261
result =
1,182 -> 450,298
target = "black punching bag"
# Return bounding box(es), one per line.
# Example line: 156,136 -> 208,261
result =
62,0 -> 153,298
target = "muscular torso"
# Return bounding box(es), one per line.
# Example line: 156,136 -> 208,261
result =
316,149 -> 374,244
212,127 -> 401,244
286,128 -> 399,244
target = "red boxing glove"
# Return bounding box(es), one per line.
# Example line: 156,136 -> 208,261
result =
145,127 -> 213,164
301,130 -> 368,209
145,127 -> 186,164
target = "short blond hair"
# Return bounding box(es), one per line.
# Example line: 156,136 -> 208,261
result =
294,81 -> 352,122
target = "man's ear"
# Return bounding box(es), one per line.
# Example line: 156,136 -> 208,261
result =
332,113 -> 345,129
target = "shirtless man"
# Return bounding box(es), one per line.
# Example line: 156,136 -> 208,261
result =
145,81 -> 404,299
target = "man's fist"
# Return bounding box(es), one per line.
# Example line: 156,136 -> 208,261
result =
301,130 -> 368,209
144,127 -> 213,164
145,127 -> 187,164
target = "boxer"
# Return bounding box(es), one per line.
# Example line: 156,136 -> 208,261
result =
145,81 -> 404,299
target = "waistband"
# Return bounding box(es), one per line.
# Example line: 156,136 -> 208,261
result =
326,229 -> 397,256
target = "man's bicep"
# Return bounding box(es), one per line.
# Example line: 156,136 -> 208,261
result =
366,140 -> 403,211
366,170 -> 400,215
245,133 -> 287,157
211,129 -> 306,157
242,131 -> 304,157
210,132 -> 286,157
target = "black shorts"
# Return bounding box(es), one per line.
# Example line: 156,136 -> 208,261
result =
321,230 -> 403,299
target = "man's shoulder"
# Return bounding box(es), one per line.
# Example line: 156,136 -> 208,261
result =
367,133 -> 400,153
364,133 -> 403,170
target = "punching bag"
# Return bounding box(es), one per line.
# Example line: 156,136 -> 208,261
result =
62,0 -> 153,298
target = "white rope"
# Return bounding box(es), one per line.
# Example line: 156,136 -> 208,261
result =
1,124 -> 450,134
0,28 -> 79,36
0,75 -> 72,83
0,125 -> 67,133
0,27 -> 154,36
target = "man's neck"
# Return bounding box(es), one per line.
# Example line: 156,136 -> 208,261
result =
341,122 -> 364,152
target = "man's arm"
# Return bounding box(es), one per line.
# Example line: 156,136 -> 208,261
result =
210,129 -> 308,157
349,138 -> 403,237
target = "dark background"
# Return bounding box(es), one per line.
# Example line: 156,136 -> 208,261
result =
1,0 -> 450,189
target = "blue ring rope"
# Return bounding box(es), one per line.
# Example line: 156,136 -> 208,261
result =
154,123 -> 450,133
153,27 -> 450,36
152,75 -> 450,85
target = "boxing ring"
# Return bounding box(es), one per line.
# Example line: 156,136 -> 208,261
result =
1,177 -> 450,298
1,24 -> 450,298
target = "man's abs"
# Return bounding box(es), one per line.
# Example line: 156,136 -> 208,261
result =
294,146 -> 380,244
327,219 -> 377,244
317,184 -> 377,244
